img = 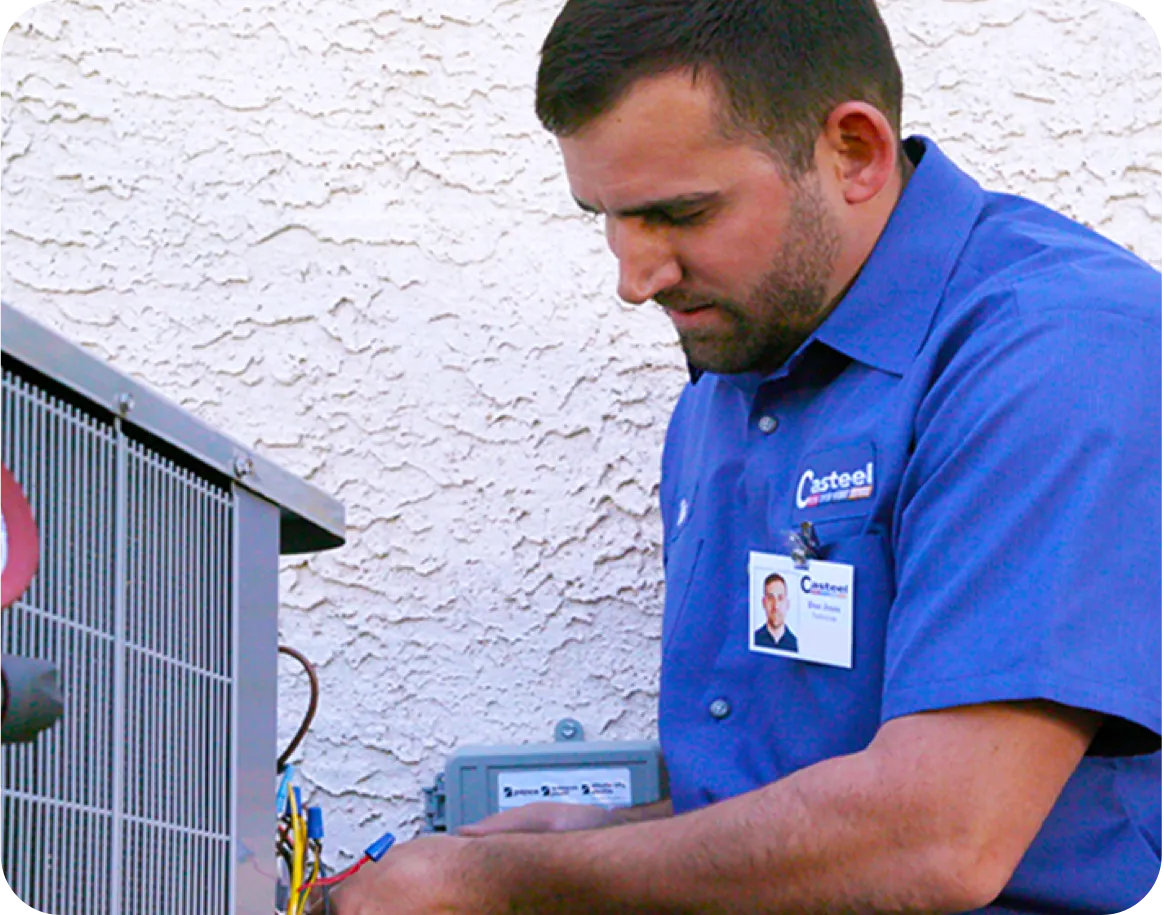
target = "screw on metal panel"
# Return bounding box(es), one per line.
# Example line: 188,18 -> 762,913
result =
115,393 -> 134,416
554,718 -> 584,742
233,454 -> 254,479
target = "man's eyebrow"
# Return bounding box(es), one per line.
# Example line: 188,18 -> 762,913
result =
572,192 -> 720,219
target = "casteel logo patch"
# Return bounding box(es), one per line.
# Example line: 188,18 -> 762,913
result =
795,461 -> 875,510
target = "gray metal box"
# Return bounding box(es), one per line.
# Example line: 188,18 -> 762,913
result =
440,740 -> 664,832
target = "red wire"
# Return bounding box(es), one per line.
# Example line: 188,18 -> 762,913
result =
297,854 -> 369,897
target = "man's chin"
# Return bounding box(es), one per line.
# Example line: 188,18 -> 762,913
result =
679,335 -> 783,376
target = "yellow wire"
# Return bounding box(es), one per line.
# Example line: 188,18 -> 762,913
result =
297,814 -> 316,908
310,842 -> 321,884
302,843 -> 322,906
288,793 -> 305,915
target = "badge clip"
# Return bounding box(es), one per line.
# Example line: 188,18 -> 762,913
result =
785,521 -> 822,570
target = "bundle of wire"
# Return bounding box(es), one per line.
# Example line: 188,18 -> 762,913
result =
279,786 -> 323,915
278,781 -> 396,915
275,646 -> 396,914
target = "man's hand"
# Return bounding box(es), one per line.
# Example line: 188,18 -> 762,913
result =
457,801 -> 620,836
311,806 -> 627,914
309,836 -> 490,915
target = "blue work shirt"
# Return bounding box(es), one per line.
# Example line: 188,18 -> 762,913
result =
657,137 -> 1161,912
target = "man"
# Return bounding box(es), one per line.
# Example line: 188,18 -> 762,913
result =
754,573 -> 797,652
324,1 -> 1160,911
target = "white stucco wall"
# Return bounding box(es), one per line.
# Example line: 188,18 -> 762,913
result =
1,0 -> 1159,866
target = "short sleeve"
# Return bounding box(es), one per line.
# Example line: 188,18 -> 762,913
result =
882,305 -> 1161,753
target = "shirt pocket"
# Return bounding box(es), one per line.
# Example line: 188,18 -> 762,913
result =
732,531 -> 895,773
773,441 -> 879,547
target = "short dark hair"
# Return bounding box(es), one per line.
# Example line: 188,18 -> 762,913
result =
764,573 -> 787,592
536,0 -> 903,174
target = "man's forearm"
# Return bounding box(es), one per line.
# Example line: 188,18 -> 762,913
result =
470,750 -> 968,915
462,703 -> 1096,915
325,703 -> 1093,915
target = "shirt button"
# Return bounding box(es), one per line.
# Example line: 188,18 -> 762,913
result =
708,698 -> 731,720
757,415 -> 779,434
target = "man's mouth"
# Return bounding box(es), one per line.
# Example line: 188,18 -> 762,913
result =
664,303 -> 722,331
659,299 -> 717,317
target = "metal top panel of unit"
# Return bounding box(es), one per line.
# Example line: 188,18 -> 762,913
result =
1,302 -> 345,555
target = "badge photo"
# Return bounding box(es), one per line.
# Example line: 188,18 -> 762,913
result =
749,564 -> 801,656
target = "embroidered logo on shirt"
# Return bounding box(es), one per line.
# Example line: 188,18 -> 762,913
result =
795,460 -> 874,509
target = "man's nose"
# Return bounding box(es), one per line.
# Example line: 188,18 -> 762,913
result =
607,218 -> 682,305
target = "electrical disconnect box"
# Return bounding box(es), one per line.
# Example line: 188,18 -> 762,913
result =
425,720 -> 666,832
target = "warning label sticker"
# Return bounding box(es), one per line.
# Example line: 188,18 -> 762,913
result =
497,767 -> 632,811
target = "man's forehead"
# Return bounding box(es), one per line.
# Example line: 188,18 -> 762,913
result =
557,71 -> 741,194
572,68 -> 720,137
559,116 -> 776,218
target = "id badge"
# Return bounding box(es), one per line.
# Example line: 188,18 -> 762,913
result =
748,550 -> 854,669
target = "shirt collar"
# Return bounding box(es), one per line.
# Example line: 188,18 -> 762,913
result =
811,136 -> 986,376
695,136 -> 986,389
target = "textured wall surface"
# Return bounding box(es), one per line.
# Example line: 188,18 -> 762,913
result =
2,0 -> 1159,865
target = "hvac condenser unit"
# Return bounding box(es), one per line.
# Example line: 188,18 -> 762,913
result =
1,303 -> 345,915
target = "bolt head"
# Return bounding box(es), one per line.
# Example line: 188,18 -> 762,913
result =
233,455 -> 254,478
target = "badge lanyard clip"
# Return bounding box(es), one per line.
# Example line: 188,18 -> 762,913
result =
786,521 -> 822,570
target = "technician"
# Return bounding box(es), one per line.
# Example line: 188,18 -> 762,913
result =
323,1 -> 1161,912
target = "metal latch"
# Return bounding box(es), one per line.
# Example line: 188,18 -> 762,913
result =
422,772 -> 447,833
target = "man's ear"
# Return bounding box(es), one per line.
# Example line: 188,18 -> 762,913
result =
819,102 -> 899,205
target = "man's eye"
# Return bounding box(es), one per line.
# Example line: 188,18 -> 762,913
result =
649,210 -> 706,227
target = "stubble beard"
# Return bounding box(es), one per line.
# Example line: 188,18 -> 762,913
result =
675,174 -> 843,375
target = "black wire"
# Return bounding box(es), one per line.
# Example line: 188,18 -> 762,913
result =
277,645 -> 320,772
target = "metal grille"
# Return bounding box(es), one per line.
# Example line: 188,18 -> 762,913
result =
2,369 -> 235,915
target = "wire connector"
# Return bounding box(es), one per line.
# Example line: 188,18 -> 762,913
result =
286,786 -> 304,819
364,831 -> 396,862
277,764 -> 294,816
306,806 -> 324,841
